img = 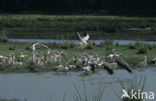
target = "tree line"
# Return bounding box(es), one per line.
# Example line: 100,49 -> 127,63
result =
0,0 -> 156,16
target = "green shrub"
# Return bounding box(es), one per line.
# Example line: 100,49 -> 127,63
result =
137,47 -> 148,54
129,43 -> 136,49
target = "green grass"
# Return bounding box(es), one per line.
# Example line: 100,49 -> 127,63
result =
0,15 -> 156,40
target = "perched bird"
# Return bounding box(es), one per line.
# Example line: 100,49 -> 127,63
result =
82,65 -> 91,71
115,57 -> 132,73
10,53 -> 23,66
30,43 -> 50,52
138,56 -> 147,68
0,59 -> 10,67
106,49 -> 124,63
27,53 -> 46,69
30,43 -> 50,62
102,62 -> 114,75
0,55 -> 8,61
54,64 -> 69,72
13,62 -> 23,66
18,51 -> 27,62
106,54 -> 114,62
30,43 -> 40,52
150,58 -> 156,65
66,64 -> 76,70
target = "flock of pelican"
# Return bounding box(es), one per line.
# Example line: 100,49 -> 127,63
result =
0,32 -> 156,75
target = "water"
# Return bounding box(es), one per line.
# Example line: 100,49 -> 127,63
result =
123,27 -> 151,31
8,39 -> 156,45
0,68 -> 156,101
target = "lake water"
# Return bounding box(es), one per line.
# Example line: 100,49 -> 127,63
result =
8,39 -> 156,45
0,68 -> 156,101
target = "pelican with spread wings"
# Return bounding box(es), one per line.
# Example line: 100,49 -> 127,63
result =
30,43 -> 50,52
76,32 -> 92,48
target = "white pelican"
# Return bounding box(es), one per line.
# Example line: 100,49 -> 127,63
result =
0,55 -> 8,61
106,49 -> 124,63
82,65 -> 91,71
0,59 -> 10,67
30,43 -> 40,52
10,53 -> 23,66
151,58 -> 156,65
30,43 -> 50,56
54,64 -> 69,71
138,56 -> 147,68
115,58 -> 132,73
76,32 -> 92,48
106,54 -> 114,62
13,62 -> 23,66
27,53 -> 46,69
30,43 -> 50,62
66,64 -> 76,70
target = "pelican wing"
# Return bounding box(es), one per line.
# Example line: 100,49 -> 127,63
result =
76,32 -> 82,41
103,62 -> 114,75
152,58 -> 156,61
40,43 -> 49,49
33,43 -> 40,46
82,34 -> 89,42
36,53 -> 47,65
115,58 -> 132,73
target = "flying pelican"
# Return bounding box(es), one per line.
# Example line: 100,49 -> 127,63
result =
76,32 -> 92,48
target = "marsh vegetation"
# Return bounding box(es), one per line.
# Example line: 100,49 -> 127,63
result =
0,15 -> 156,40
